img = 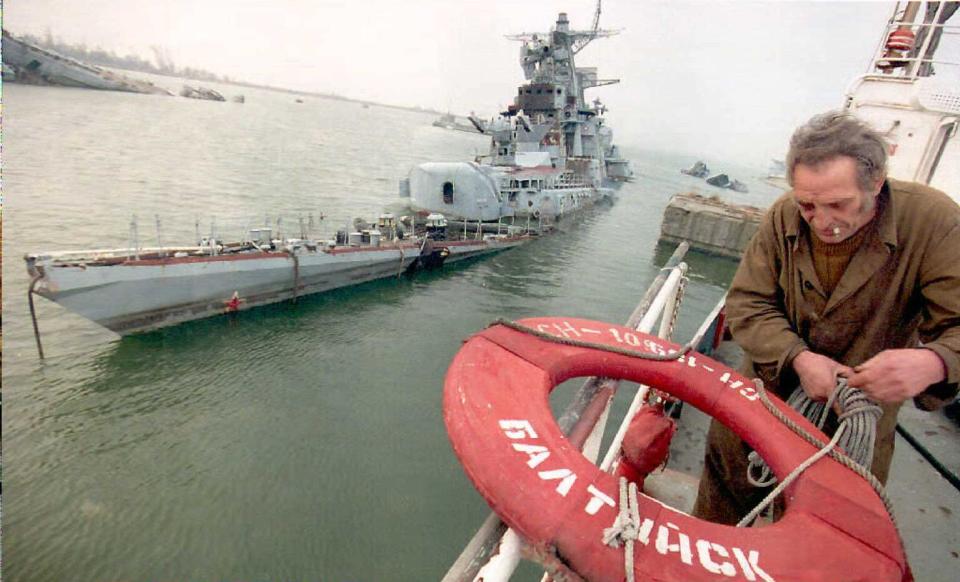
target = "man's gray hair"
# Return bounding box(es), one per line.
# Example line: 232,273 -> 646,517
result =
786,111 -> 888,193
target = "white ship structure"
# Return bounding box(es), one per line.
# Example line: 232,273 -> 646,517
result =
26,215 -> 533,337
401,10 -> 633,223
843,1 -> 959,199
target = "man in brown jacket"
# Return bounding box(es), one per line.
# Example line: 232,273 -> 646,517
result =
692,111 -> 960,524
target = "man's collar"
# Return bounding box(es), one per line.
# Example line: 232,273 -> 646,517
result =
875,180 -> 898,249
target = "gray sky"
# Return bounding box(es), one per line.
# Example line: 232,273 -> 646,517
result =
8,1 -> 948,165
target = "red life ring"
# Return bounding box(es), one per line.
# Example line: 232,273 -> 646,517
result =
443,317 -> 909,582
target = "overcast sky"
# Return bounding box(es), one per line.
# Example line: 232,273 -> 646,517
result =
8,1 -> 955,165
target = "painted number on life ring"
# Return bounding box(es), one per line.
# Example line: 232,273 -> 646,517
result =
535,320 -> 761,402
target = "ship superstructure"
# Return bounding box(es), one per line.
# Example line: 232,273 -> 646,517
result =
402,8 -> 633,222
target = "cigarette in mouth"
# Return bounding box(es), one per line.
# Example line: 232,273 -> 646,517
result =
832,227 -> 841,236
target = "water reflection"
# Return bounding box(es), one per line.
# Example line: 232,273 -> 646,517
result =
4,81 -> 762,582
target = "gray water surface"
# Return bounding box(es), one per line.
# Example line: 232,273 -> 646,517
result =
3,81 -> 781,581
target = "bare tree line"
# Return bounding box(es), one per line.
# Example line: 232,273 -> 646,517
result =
19,30 -> 231,84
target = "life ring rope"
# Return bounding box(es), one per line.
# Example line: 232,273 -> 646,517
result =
489,317 -> 696,362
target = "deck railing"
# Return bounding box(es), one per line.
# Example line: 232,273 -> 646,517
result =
870,1 -> 959,79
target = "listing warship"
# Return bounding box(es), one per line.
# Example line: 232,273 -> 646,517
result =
2,30 -> 172,95
25,215 -> 533,338
402,9 -> 633,223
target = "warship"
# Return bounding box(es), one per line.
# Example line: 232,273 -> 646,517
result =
402,9 -> 633,223
25,215 -> 533,338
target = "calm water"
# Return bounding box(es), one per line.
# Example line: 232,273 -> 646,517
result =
3,80 -> 781,581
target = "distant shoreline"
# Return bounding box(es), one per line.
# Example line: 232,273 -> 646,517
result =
112,65 -> 447,118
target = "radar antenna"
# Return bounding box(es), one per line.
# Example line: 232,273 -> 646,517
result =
572,0 -> 603,54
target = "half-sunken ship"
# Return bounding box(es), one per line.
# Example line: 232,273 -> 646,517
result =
25,215 -> 533,337
402,11 -> 633,223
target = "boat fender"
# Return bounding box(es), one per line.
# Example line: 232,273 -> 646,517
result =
443,317 -> 909,582
886,28 -> 915,51
616,405 -> 676,488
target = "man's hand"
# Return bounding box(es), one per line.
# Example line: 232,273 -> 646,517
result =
792,350 -> 854,401
845,349 -> 947,403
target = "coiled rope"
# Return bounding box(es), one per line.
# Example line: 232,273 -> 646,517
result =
746,378 -> 883,488
740,379 -> 902,556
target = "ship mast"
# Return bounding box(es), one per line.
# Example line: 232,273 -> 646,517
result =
572,0 -> 604,54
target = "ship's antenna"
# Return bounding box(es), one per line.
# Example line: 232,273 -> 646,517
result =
572,0 -> 603,54
210,217 -> 218,255
130,214 -> 140,260
155,214 -> 163,256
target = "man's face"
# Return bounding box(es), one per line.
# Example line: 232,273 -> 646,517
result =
793,156 -> 881,243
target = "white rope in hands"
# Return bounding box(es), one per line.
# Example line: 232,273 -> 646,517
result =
739,377 -> 888,528
745,377 -> 882,488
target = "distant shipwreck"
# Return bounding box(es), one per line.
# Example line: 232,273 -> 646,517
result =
681,160 -> 749,193
2,30 -> 172,95
180,85 -> 226,101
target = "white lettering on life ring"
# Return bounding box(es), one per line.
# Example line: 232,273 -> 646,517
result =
497,414 -> 775,580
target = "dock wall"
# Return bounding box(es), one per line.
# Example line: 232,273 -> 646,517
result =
659,193 -> 764,259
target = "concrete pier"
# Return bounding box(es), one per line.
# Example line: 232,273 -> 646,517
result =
659,192 -> 764,259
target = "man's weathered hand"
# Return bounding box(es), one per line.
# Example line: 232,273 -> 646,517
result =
792,350 -> 854,401
845,349 -> 947,403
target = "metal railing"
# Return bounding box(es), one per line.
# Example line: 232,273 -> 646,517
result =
870,1 -> 960,79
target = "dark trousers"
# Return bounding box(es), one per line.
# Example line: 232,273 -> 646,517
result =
692,416 -> 895,525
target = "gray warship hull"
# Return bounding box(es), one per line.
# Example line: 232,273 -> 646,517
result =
26,237 -> 527,335
405,161 -> 619,222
